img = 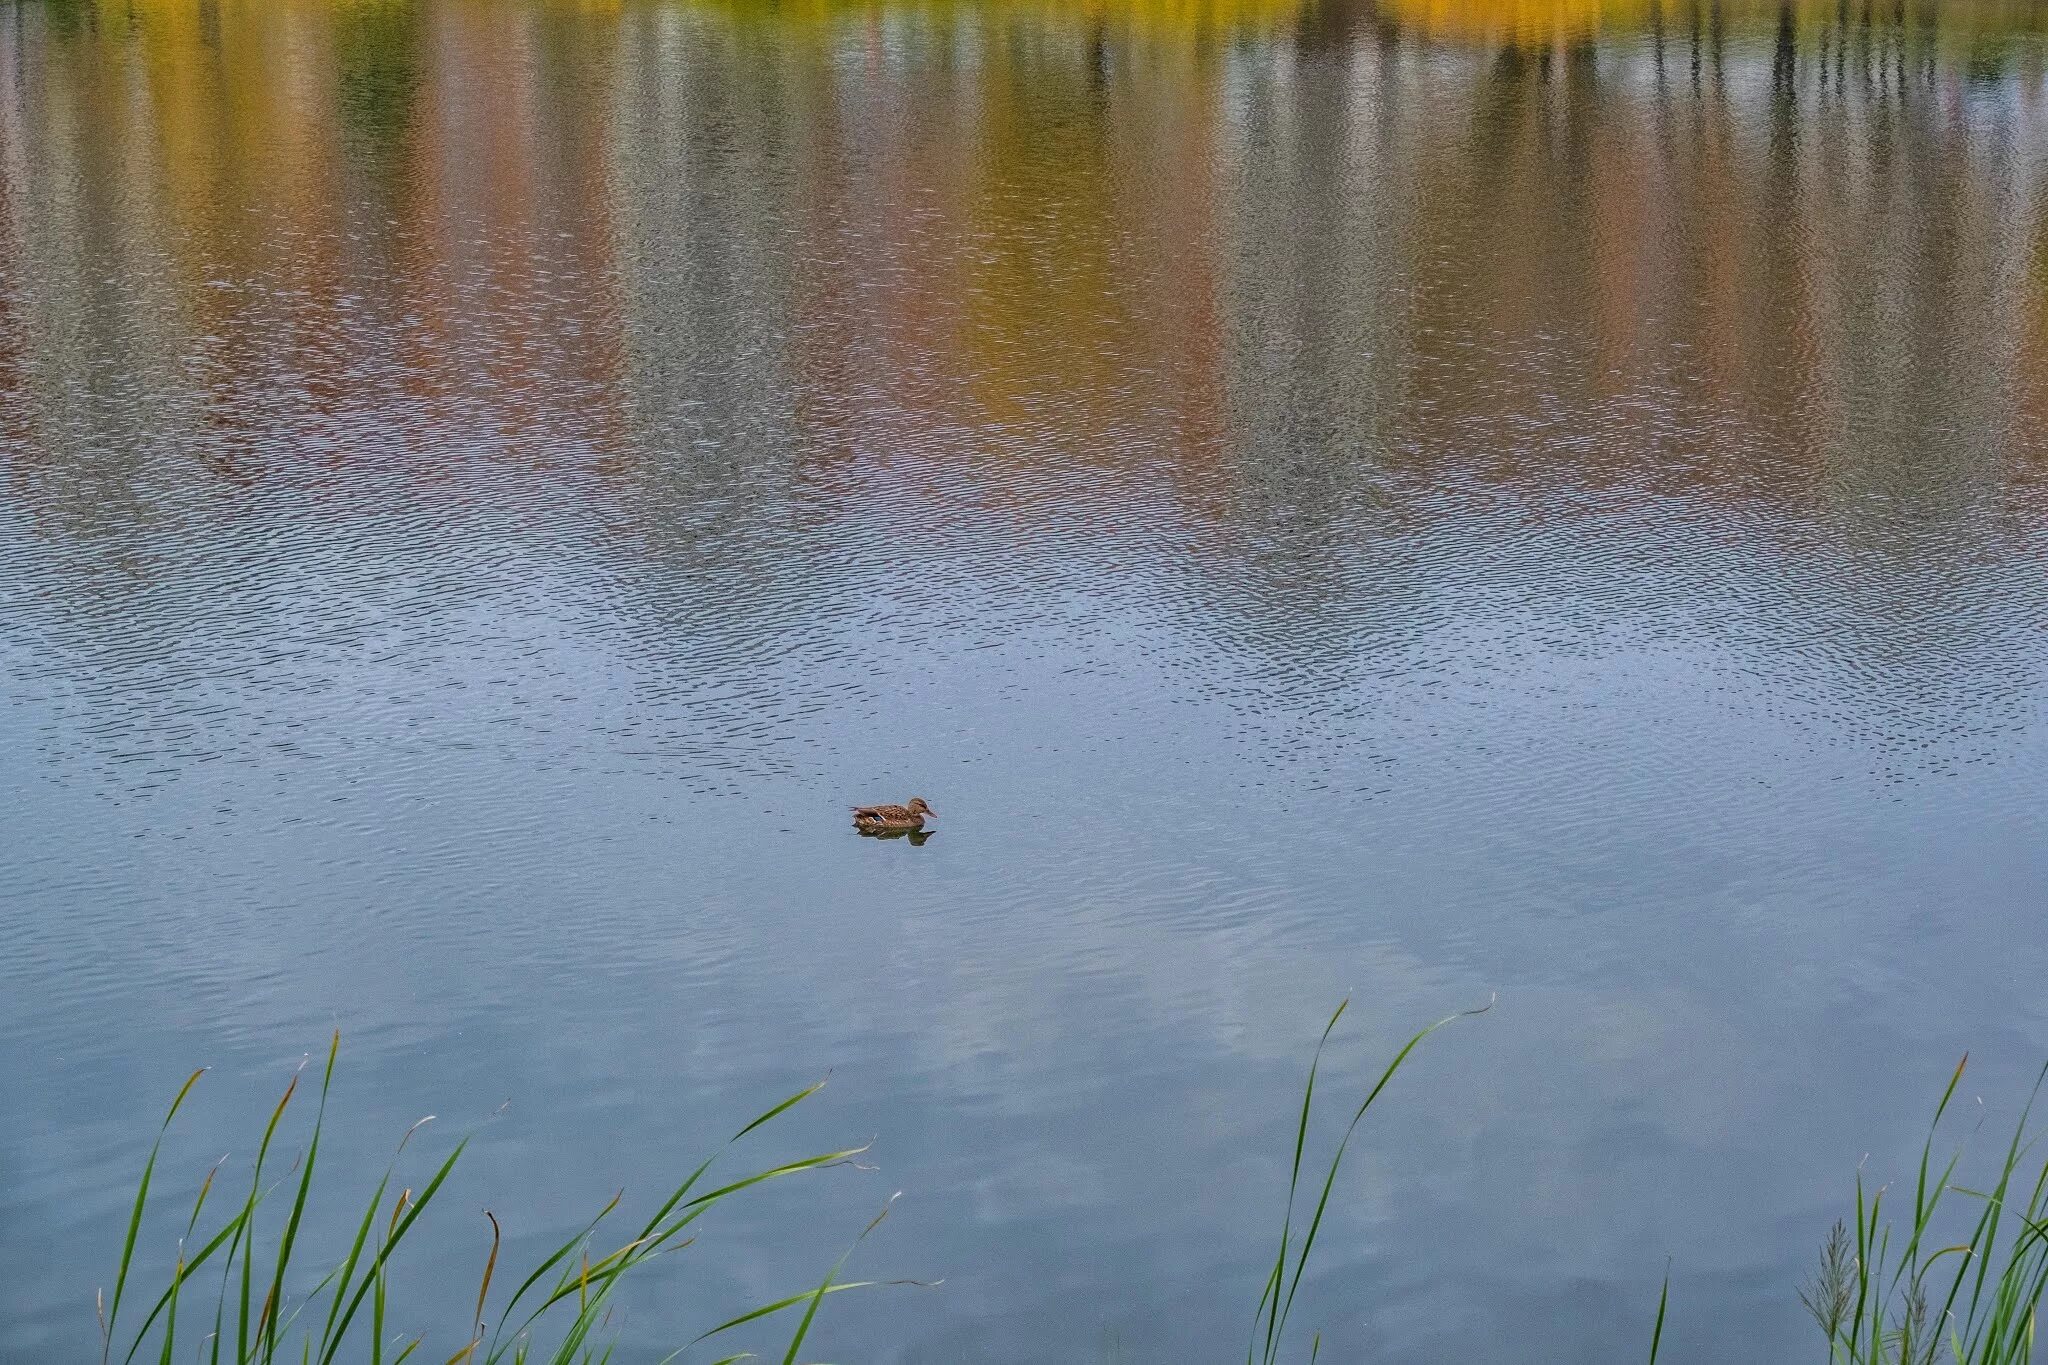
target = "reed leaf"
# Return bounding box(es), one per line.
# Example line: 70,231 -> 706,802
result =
104,1067 -> 204,1364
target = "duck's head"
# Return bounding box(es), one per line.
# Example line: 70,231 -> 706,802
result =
908,797 -> 936,816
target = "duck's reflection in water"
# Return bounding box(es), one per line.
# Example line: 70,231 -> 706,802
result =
857,826 -> 935,846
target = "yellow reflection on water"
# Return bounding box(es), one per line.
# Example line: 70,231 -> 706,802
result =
1378,0 -> 2048,44
1381,0 -> 1639,42
72,0 -> 2048,46
688,0 -> 1308,34
100,0 -> 1308,35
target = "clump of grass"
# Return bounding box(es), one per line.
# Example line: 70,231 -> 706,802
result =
101,1033 -> 886,1365
1800,1056 -> 2048,1365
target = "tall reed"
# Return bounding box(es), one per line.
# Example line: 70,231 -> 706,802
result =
1797,1057 -> 2048,1365
1246,995 -> 1491,1365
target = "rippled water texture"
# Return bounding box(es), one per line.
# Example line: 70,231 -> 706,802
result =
4,1 -> 2048,1359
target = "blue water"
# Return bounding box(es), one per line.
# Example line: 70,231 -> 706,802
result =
4,2 -> 2048,1360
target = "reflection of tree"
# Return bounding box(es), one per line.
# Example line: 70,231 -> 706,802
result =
1362,0 -> 2048,59
336,0 -> 423,167
6,0 -> 2048,628
2,0 -> 636,531
695,0 -> 1309,35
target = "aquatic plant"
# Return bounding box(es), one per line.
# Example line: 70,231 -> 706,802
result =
1246,996 -> 1490,1365
1797,1057 -> 2048,1365
103,1017 -> 2043,1362
104,1003 -> 1495,1363
98,1033 -> 887,1365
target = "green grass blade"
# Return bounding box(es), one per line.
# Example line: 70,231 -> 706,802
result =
268,1035 -> 340,1361
1955,1065 -> 2048,1345
120,1206 -> 253,1364
486,1194 -> 623,1356
1646,1272 -> 1668,1364
730,1080 -> 828,1145
320,1070 -> 422,1360
676,1147 -> 872,1221
241,1068 -> 305,1365
106,1067 -> 206,1364
319,1165 -> 398,1355
157,1247 -> 185,1365
370,1209 -> 387,1365
317,1139 -> 469,1365
1270,1000 -> 1488,1358
630,1158 -> 719,1249
688,1283 -> 879,1347
185,1157 -> 226,1239
1251,1000 -> 1344,1365
499,1143 -> 866,1356
777,1272 -> 834,1365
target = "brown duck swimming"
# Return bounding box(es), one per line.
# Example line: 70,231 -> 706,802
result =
851,797 -> 936,833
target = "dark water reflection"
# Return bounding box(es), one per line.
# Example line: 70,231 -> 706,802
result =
4,0 -> 2048,1359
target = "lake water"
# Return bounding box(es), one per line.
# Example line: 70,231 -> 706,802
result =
4,1 -> 2048,1360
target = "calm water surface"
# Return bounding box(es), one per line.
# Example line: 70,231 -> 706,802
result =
4,0 -> 2048,1359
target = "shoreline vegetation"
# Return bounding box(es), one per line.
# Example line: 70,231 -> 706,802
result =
102,1007 -> 2047,1364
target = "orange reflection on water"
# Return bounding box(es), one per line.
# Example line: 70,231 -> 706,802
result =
1,0 -> 633,502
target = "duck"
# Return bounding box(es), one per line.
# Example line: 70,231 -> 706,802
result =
852,797 -> 936,834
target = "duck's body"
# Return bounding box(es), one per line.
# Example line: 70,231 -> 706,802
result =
852,797 -> 936,833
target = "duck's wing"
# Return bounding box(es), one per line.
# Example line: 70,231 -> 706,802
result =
852,803 -> 908,820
